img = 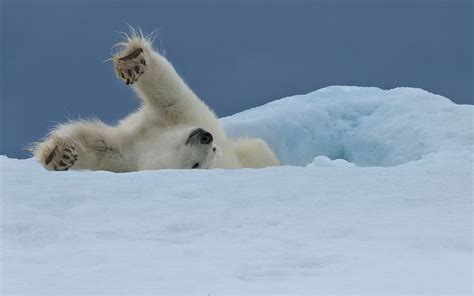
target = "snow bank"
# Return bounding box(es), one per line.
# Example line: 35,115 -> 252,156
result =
222,86 -> 473,166
1,86 -> 472,294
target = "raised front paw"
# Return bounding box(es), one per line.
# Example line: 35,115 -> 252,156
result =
114,48 -> 147,85
45,140 -> 78,171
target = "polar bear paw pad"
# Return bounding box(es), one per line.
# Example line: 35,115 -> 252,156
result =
45,141 -> 78,171
114,48 -> 147,85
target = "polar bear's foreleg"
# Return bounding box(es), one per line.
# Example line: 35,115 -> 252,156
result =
32,120 -> 130,172
113,34 -> 219,127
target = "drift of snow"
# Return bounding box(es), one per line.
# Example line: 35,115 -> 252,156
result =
223,86 -> 472,167
1,86 -> 472,294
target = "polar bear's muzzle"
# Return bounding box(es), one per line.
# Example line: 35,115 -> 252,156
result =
184,128 -> 221,169
186,128 -> 213,145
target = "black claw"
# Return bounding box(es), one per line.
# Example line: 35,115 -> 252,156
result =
59,160 -> 67,167
54,165 -> 59,171
45,146 -> 57,165
120,72 -> 125,79
135,65 -> 140,73
118,48 -> 144,61
126,79 -> 130,85
127,69 -> 132,77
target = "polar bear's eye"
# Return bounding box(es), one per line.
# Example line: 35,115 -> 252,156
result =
191,162 -> 200,169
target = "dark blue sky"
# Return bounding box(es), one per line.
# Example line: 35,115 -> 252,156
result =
1,0 -> 472,158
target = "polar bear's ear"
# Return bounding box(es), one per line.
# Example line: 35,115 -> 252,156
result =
213,145 -> 223,157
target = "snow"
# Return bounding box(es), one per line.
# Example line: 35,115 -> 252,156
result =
223,86 -> 472,167
1,86 -> 472,294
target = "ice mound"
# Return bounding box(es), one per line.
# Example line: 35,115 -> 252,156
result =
222,86 -> 473,167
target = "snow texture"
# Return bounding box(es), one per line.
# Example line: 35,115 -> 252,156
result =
223,86 -> 472,167
1,86 -> 472,294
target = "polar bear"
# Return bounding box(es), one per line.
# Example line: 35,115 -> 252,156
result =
31,31 -> 279,172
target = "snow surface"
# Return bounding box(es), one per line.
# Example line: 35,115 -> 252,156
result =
1,86 -> 472,294
223,86 -> 472,167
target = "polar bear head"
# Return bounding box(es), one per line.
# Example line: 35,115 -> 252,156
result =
137,125 -> 222,170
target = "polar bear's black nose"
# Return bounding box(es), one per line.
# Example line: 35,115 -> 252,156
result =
187,128 -> 213,145
200,131 -> 213,144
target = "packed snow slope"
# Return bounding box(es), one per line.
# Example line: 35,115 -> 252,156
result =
1,86 -> 472,295
223,86 -> 472,167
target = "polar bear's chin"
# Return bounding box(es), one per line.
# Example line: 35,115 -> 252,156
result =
198,144 -> 222,169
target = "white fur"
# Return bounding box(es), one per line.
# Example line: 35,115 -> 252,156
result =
31,32 -> 279,172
